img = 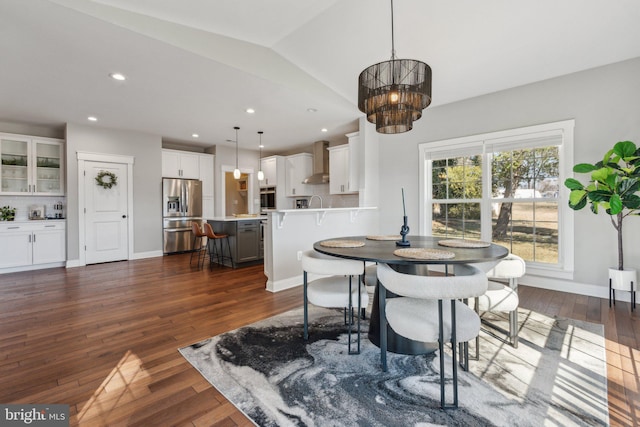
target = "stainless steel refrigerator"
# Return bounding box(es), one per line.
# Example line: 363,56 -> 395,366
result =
162,178 -> 203,254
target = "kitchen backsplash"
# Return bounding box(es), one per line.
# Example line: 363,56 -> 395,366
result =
0,195 -> 66,220
288,183 -> 359,209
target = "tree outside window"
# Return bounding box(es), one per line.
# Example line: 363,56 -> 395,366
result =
430,147 -> 560,264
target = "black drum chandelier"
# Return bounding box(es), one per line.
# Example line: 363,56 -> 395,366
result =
358,0 -> 432,134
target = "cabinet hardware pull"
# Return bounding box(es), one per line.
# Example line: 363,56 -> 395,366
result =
8,226 -> 20,229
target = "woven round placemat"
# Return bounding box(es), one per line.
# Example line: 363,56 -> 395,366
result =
437,239 -> 491,248
366,235 -> 401,241
319,239 -> 365,248
393,248 -> 455,260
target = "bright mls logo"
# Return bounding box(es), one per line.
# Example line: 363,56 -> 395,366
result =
1,405 -> 68,426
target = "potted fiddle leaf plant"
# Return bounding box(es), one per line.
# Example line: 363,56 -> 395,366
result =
565,140 -> 640,303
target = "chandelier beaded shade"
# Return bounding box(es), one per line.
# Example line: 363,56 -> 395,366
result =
358,0 -> 432,134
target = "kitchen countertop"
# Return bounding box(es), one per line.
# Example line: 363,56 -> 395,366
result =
274,207 -> 377,213
1,219 -> 66,224
206,216 -> 263,222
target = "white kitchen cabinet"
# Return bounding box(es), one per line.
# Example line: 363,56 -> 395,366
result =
285,153 -> 313,197
260,156 -> 278,187
260,155 -> 286,188
0,133 -> 65,196
162,149 -> 200,179
199,153 -> 215,218
199,153 -> 214,198
328,144 -> 358,194
328,133 -> 359,195
0,222 -> 66,269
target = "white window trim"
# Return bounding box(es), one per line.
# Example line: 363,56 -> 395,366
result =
418,120 -> 575,280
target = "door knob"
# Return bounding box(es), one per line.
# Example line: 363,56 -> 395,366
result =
122,215 -> 127,218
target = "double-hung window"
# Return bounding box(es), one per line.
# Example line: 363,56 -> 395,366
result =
419,120 -> 575,279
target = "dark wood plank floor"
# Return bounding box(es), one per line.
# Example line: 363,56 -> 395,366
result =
0,254 -> 637,426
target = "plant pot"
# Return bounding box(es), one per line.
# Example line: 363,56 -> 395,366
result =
608,267 -> 637,291
608,267 -> 637,311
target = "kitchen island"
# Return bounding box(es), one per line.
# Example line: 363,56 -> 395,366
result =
207,216 -> 263,267
263,207 -> 378,292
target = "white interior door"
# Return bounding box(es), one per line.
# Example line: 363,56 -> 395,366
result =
84,161 -> 129,264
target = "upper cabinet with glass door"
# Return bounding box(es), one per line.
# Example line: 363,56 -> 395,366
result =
0,134 -> 64,196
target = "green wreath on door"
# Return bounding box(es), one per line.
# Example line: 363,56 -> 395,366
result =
95,170 -> 118,189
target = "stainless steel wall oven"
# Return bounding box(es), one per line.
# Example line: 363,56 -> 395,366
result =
260,186 -> 276,212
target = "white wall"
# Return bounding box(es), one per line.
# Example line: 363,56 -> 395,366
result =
375,56 -> 640,295
65,123 -> 163,260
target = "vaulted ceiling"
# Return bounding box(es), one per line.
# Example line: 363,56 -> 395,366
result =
1,0 -> 640,152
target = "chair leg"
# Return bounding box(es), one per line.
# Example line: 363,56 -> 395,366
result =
347,275 -> 354,354
470,297 -> 480,361
303,271 -> 309,340
438,300 -> 446,409
356,274 -> 363,354
450,299 -> 459,408
208,239 -> 217,270
198,237 -> 207,269
509,309 -> 519,348
225,237 -> 235,268
189,235 -> 199,266
379,280 -> 388,371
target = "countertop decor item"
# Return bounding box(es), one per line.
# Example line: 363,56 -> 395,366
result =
396,188 -> 410,247
357,0 -> 432,134
95,170 -> 117,189
0,205 -> 16,221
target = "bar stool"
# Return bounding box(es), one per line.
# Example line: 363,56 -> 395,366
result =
377,263 -> 487,409
302,250 -> 368,354
203,223 -> 234,269
190,222 -> 207,268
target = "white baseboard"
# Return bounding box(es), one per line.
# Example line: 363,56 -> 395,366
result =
266,275 -> 302,293
523,273 -> 636,304
66,259 -> 83,268
66,250 -> 162,268
266,272 -> 331,293
0,262 -> 65,274
132,250 -> 163,260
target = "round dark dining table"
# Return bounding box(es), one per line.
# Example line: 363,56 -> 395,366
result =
313,235 -> 509,355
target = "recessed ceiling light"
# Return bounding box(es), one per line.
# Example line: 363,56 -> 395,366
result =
321,128 -> 328,132
110,73 -> 126,81
87,116 -> 97,121
307,108 -> 317,113
246,108 -> 255,114
192,133 -> 199,138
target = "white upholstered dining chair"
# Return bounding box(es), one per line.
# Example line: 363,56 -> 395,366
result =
475,253 -> 525,348
377,262 -> 487,408
302,250 -> 368,354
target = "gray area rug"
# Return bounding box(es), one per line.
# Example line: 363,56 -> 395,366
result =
180,306 -> 608,426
